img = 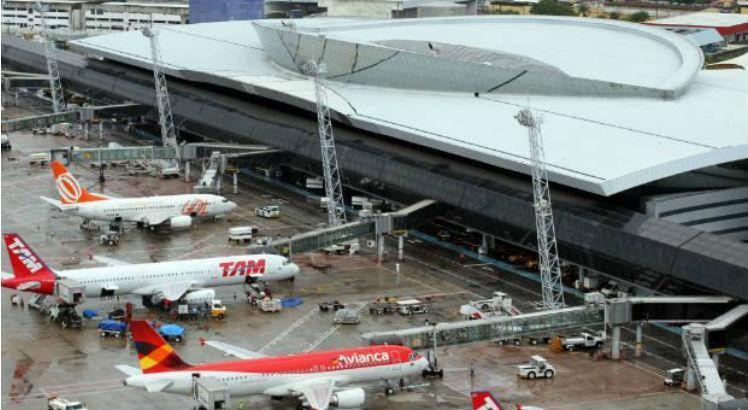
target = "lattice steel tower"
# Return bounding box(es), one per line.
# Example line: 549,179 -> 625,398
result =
515,108 -> 565,310
306,60 -> 347,227
36,1 -> 65,113
140,26 -> 178,150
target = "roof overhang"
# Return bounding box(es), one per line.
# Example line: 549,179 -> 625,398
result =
69,17 -> 748,196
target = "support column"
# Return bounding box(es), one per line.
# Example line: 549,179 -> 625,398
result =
398,235 -> 404,262
635,322 -> 643,357
686,366 -> 697,391
98,122 -> 103,141
479,233 -> 488,255
184,161 -> 190,182
83,121 -> 89,141
611,325 -> 621,360
216,174 -> 222,194
377,234 -> 385,265
712,352 -> 722,369
232,172 -> 238,194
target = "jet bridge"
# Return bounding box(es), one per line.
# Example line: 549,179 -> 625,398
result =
680,304 -> 748,410
253,200 -> 439,256
1,103 -> 147,132
362,304 -> 605,349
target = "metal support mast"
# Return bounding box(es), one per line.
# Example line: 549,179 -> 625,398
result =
307,60 -> 347,227
515,108 -> 565,310
36,1 -> 65,113
140,26 -> 178,150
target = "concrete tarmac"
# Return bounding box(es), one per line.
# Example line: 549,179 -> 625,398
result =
1,107 -> 705,410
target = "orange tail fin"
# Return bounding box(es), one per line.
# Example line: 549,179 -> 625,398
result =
51,161 -> 108,204
130,320 -> 191,374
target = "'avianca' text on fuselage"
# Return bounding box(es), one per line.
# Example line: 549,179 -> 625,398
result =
1,233 -> 299,301
120,320 -> 431,405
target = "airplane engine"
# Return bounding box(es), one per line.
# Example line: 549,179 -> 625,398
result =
330,388 -> 365,408
182,289 -> 216,304
168,215 -> 192,229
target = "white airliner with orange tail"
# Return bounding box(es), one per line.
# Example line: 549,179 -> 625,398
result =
118,320 -> 429,410
472,391 -> 544,410
41,161 -> 236,229
1,233 -> 299,303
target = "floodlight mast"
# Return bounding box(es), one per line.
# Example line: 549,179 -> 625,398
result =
140,26 -> 178,152
306,60 -> 347,228
36,0 -> 65,113
515,108 -> 566,311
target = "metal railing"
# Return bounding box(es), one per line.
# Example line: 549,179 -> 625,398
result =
362,304 -> 604,349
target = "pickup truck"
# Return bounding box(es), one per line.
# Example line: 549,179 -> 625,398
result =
561,332 -> 604,351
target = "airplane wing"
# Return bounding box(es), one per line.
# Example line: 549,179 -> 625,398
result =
40,196 -> 78,211
265,379 -> 336,410
132,281 -> 195,302
90,255 -> 130,267
198,338 -> 268,360
114,364 -> 141,377
17,281 -> 42,291
145,379 -> 173,393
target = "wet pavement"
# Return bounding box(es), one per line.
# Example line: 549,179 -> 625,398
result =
0,98 -> 710,410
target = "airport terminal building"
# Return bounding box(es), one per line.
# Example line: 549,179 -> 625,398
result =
3,16 -> 747,300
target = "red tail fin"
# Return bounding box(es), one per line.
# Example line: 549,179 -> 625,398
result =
130,320 -> 191,374
51,161 -> 108,204
471,391 -> 503,410
1,233 -> 55,294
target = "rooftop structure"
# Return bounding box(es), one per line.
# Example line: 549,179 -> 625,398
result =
646,12 -> 748,42
69,16 -> 748,197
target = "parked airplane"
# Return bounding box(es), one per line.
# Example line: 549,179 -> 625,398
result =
117,320 -> 430,409
472,391 -> 544,410
41,161 -> 236,229
1,233 -> 299,303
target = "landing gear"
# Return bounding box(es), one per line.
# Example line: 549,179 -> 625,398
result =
384,381 -> 395,396
422,350 -> 444,378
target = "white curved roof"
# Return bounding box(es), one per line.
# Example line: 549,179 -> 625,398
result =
69,17 -> 748,196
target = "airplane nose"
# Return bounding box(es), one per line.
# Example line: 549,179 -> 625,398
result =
287,263 -> 300,277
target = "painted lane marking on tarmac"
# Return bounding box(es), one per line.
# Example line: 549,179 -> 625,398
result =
303,303 -> 368,353
259,307 -> 319,354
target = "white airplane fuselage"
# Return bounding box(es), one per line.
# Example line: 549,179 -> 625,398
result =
57,254 -> 299,298
72,194 -> 236,226
125,358 -> 430,396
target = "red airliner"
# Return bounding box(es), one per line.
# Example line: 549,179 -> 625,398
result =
472,391 -> 544,410
118,321 -> 430,409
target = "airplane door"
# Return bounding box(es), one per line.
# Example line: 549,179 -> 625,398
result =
391,350 -> 401,370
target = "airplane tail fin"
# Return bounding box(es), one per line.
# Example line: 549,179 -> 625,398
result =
1,233 -> 56,294
51,160 -> 108,204
471,391 -> 503,410
130,320 -> 191,374
3,233 -> 55,279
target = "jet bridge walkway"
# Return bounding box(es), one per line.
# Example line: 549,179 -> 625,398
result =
251,199 -> 439,255
362,304 -> 605,349
682,304 -> 748,409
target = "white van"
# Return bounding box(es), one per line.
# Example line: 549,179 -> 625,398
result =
228,226 -> 259,243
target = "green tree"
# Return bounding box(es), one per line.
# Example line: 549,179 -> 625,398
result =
609,11 -> 621,19
530,0 -> 576,16
627,10 -> 649,22
577,3 -> 590,16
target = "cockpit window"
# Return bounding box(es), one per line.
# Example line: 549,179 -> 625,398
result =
282,259 -> 290,266
408,352 -> 420,361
